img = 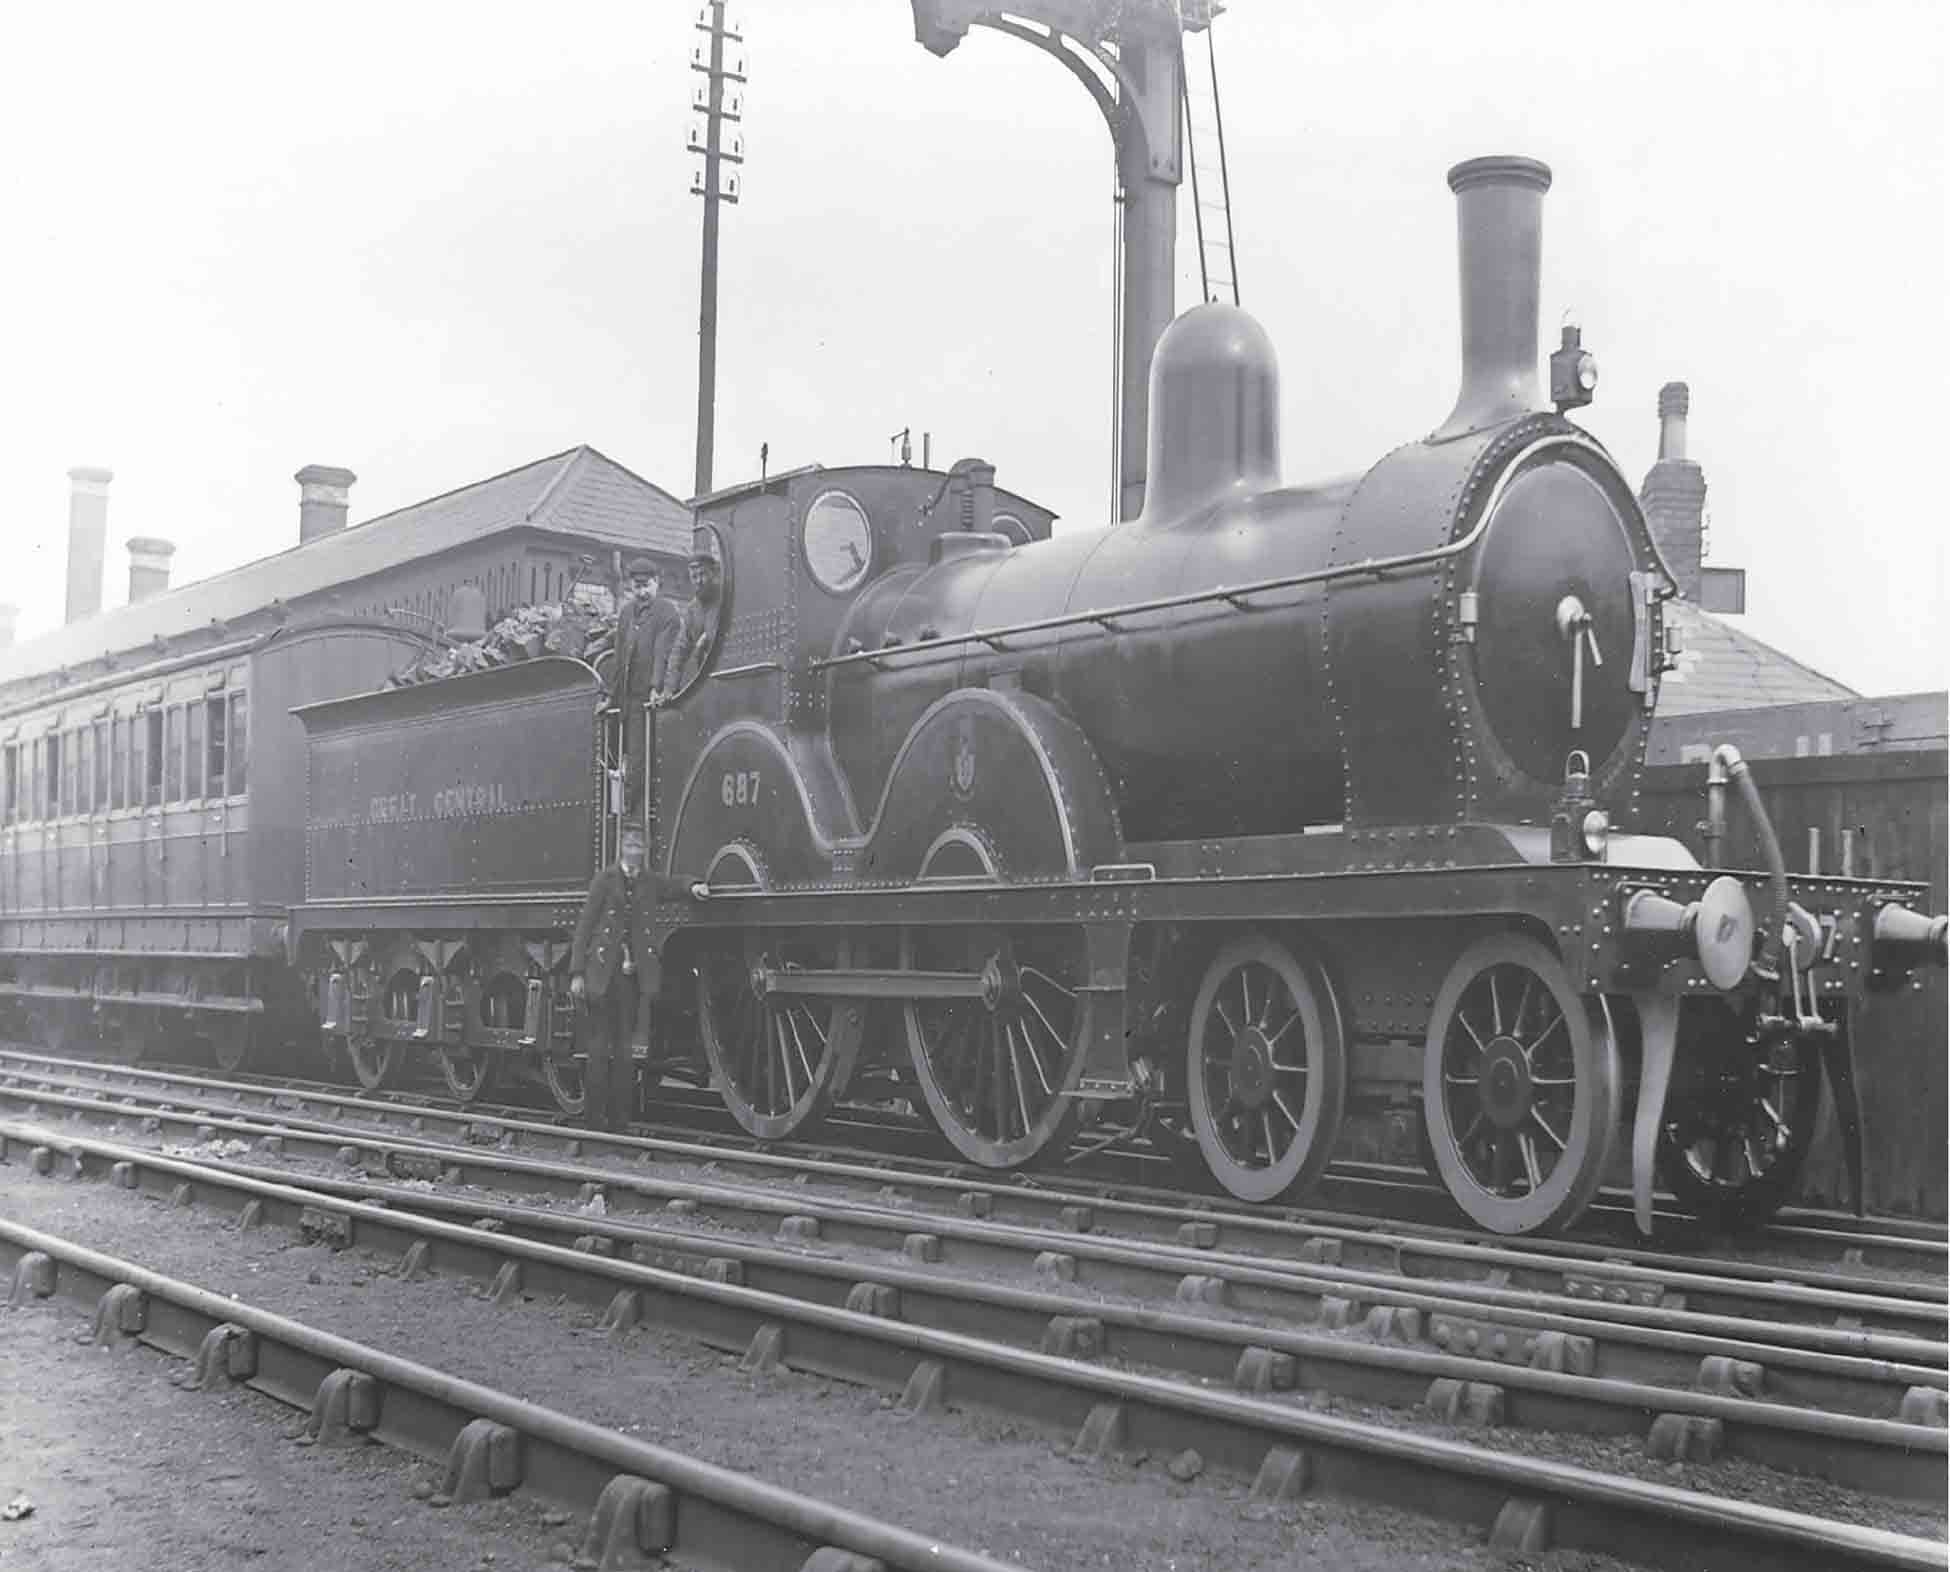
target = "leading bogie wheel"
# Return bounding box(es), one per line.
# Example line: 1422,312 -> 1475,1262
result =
902,923 -> 1092,1169
1422,933 -> 1619,1235
1186,933 -> 1347,1204
1658,1000 -> 1825,1232
699,930 -> 863,1140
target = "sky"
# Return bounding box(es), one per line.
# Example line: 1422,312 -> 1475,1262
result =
0,0 -> 1942,697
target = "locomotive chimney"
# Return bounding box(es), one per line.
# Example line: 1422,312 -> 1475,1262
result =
64,465 -> 113,624
1138,303 -> 1280,525
296,464 -> 357,543
1434,155 -> 1551,442
126,536 -> 176,603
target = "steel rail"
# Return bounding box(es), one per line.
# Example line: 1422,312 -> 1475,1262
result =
6,1087 -> 1943,1409
18,1041 -> 1938,1274
3,1124 -> 1943,1569
141,1139 -> 1950,1490
0,1215 -> 1025,1572
5,1055 -> 1940,1334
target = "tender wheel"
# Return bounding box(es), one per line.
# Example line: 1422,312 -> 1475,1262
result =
346,968 -> 410,1092
440,975 -> 515,1104
698,930 -> 863,1140
902,924 -> 1091,1169
1658,1002 -> 1824,1231
1186,934 -> 1346,1203
540,1050 -> 586,1118
210,1018 -> 253,1075
1423,933 -> 1619,1235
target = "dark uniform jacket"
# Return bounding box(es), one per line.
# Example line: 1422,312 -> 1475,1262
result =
618,594 -> 684,703
571,864 -> 681,997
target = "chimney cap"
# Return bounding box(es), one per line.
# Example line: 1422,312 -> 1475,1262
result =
126,536 -> 176,557
1658,381 -> 1690,418
1446,154 -> 1552,195
67,465 -> 114,485
295,464 -> 357,487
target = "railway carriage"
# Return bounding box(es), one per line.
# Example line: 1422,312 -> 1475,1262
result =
0,617 -> 431,1070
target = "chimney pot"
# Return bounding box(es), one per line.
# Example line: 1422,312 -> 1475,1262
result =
296,464 -> 358,543
1641,381 -> 1706,599
126,536 -> 177,604
64,466 -> 113,624
1434,155 -> 1552,442
1657,381 -> 1690,462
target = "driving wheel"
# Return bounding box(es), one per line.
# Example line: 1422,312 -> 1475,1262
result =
1186,934 -> 1346,1204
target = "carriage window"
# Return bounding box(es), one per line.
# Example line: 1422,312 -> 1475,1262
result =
185,701 -> 205,799
76,726 -> 93,815
110,718 -> 128,810
92,720 -> 108,811
139,712 -> 160,805
205,697 -> 226,796
48,733 -> 65,818
163,708 -> 182,804
2,745 -> 15,823
227,693 -> 248,795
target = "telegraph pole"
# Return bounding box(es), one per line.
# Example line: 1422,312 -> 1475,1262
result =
689,3 -> 745,498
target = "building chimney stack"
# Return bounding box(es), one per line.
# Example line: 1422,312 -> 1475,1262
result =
296,464 -> 357,543
126,536 -> 177,604
1640,380 -> 1707,600
64,465 -> 113,624
0,603 -> 17,648
1657,380 -> 1690,462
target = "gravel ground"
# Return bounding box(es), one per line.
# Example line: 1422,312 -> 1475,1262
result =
0,1300 -> 566,1572
0,1158 -> 1645,1572
214,1134 -> 1949,1541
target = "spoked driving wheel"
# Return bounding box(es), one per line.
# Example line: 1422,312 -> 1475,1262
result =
1659,1000 -> 1824,1231
698,930 -> 863,1140
902,924 -> 1092,1169
346,968 -> 410,1092
1423,934 -> 1619,1235
1186,935 -> 1346,1203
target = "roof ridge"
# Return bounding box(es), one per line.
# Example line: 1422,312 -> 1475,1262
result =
524,447 -> 590,525
1675,601 -> 1858,698
577,445 -> 696,515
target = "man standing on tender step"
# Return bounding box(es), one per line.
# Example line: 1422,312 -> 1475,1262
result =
615,557 -> 683,812
569,823 -> 708,1131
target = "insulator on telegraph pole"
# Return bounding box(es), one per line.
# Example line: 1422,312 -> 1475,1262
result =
689,3 -> 746,500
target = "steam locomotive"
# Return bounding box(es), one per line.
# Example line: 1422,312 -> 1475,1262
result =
291,155 -> 1943,1237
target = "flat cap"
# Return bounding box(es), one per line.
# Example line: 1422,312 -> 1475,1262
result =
626,556 -> 659,577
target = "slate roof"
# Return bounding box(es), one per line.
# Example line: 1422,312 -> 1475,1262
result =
1654,600 -> 1857,718
0,446 -> 692,688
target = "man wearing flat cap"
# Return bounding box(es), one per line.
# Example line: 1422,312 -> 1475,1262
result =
569,822 -> 708,1131
660,548 -> 724,696
615,557 -> 682,811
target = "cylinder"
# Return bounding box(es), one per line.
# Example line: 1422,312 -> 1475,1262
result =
1434,156 -> 1551,441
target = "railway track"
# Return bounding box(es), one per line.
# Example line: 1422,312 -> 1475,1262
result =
0,1212 -> 1027,1572
3,1055 -> 1945,1568
2,1119 -> 1943,1571
8,1044 -> 1942,1281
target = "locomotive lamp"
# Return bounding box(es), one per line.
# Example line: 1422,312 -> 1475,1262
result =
1550,323 -> 1598,413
